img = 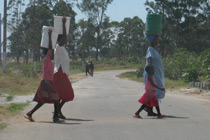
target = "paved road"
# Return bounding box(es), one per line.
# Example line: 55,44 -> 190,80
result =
1,70 -> 210,140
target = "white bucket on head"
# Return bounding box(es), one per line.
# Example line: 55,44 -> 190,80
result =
54,16 -> 71,35
40,26 -> 58,49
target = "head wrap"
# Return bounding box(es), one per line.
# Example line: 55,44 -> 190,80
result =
146,35 -> 156,43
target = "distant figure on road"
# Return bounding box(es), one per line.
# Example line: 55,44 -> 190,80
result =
134,65 -> 165,119
89,61 -> 94,76
85,61 -> 89,76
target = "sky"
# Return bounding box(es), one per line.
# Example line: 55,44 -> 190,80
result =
73,0 -> 148,22
0,0 -> 150,52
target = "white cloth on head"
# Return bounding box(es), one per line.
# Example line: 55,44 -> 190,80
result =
54,44 -> 70,76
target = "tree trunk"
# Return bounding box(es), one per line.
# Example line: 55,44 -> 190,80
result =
0,13 -> 2,66
3,0 -> 7,73
33,48 -> 37,72
25,50 -> 29,63
95,30 -> 100,61
17,55 -> 20,63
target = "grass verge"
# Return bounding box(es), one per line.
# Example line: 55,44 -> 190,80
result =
0,123 -> 7,130
0,103 -> 28,115
0,103 -> 29,130
0,60 -> 139,96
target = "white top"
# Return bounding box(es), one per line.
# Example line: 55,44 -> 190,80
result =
54,44 -> 70,76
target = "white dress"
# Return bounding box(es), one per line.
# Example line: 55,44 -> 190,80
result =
54,44 -> 70,76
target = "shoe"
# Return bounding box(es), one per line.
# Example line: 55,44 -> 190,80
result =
133,114 -> 142,119
58,113 -> 66,119
53,116 -> 65,123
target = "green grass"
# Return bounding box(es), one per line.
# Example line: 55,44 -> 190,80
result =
6,95 -> 14,102
5,103 -> 28,113
118,71 -> 189,89
0,123 -> 7,130
0,103 -> 28,130
0,103 -> 28,115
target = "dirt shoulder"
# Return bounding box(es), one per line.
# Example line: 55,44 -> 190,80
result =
167,88 -> 210,106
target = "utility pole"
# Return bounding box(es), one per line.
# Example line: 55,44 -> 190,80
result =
81,19 -> 85,69
0,13 -> 2,66
3,0 -> 7,72
33,0 -> 36,72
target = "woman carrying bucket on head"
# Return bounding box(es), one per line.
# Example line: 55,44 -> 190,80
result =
53,16 -> 74,120
143,14 -> 166,116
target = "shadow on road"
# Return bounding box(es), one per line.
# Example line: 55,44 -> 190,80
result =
142,115 -> 189,119
37,121 -> 81,125
65,118 -> 94,122
164,115 -> 189,119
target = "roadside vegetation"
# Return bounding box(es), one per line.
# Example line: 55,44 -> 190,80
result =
0,59 -> 139,96
0,103 -> 28,130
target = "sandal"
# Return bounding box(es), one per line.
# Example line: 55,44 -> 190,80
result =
157,114 -> 166,119
58,112 -> 66,120
133,114 -> 142,119
53,116 -> 65,123
24,113 -> 34,122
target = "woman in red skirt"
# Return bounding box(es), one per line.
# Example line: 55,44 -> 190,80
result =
133,65 -> 165,119
25,30 -> 61,122
53,17 -> 74,119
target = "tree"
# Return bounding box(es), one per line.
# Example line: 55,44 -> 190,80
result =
22,4 -> 53,66
52,0 -> 77,59
112,17 -> 145,60
76,18 -> 95,63
7,0 -> 25,63
77,0 -> 114,60
145,0 -> 210,55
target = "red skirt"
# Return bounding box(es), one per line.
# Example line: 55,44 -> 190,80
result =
138,90 -> 159,107
53,67 -> 74,102
33,80 -> 59,104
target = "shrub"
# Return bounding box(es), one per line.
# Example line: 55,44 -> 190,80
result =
182,63 -> 199,82
127,56 -> 139,63
199,49 -> 210,78
136,60 -> 145,78
163,48 -> 198,80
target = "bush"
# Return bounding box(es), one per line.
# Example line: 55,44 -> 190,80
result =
182,63 -> 199,82
163,48 -> 198,80
136,60 -> 145,78
127,56 -> 139,63
199,49 -> 210,78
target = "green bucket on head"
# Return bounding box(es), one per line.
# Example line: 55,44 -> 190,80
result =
145,14 -> 162,35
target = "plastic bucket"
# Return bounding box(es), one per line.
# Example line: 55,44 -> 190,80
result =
40,26 -> 58,49
54,16 -> 71,35
145,14 -> 162,35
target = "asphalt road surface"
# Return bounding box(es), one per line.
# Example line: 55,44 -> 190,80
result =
1,70 -> 210,140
